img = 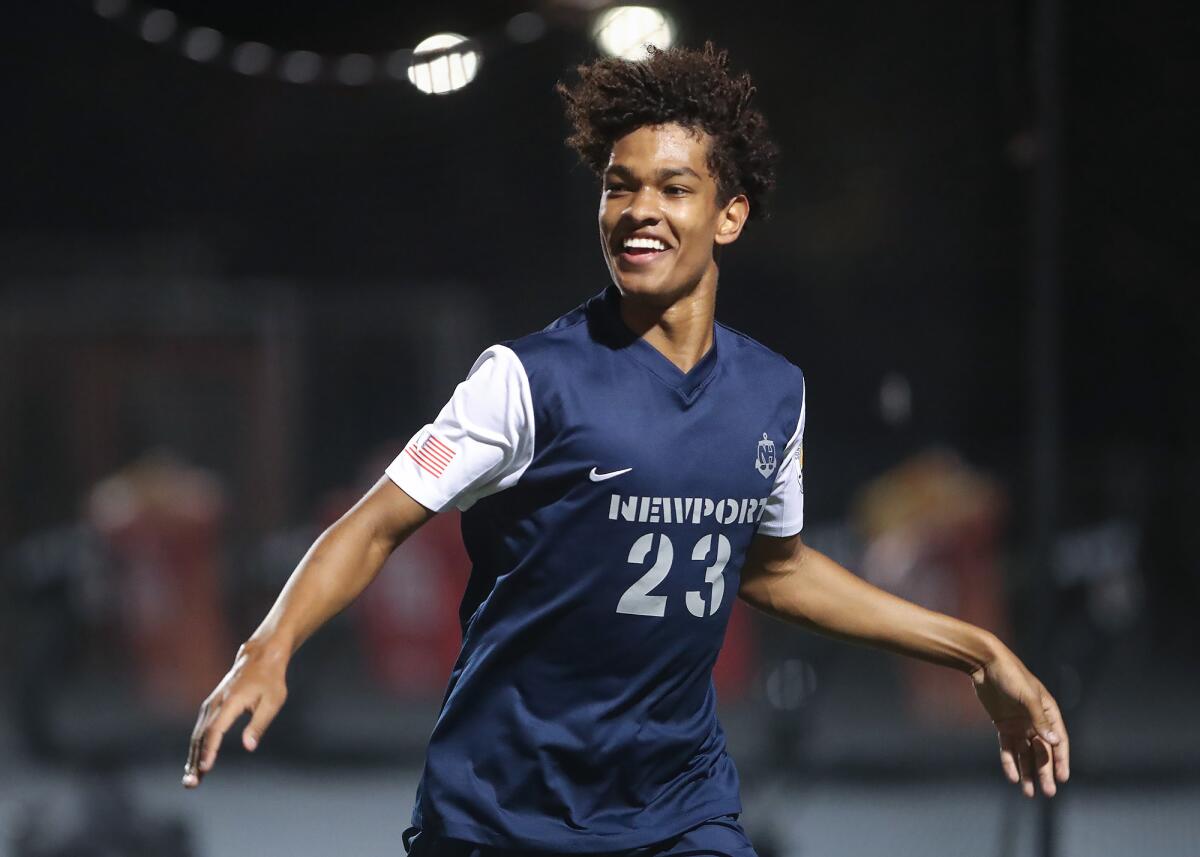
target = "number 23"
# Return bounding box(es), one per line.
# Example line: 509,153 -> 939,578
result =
616,532 -> 731,618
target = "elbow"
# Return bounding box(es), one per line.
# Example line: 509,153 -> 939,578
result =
322,505 -> 395,566
737,538 -> 812,622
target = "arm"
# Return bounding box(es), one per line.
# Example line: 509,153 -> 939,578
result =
738,532 -> 1070,798
183,477 -> 434,788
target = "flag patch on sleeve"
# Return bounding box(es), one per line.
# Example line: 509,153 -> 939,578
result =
405,431 -> 456,477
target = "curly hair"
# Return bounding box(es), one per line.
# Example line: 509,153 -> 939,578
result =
555,41 -> 779,221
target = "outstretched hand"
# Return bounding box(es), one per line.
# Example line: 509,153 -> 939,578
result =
182,640 -> 289,788
972,650 -> 1070,798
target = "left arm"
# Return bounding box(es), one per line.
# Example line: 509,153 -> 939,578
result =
738,532 -> 1070,798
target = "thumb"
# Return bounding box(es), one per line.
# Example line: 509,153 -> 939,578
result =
1028,692 -> 1060,746
243,692 -> 285,752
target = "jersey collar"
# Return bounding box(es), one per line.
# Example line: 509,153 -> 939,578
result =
590,284 -> 721,406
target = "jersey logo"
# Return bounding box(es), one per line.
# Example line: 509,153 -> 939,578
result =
589,466 -> 633,482
755,433 -> 777,479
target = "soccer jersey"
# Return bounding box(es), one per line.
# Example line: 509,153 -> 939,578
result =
386,284 -> 805,853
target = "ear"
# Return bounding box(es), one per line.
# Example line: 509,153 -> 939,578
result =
714,194 -> 750,246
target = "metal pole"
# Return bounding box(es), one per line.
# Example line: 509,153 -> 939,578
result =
1030,0 -> 1062,853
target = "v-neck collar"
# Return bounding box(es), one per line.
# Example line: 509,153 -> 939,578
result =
591,284 -> 721,405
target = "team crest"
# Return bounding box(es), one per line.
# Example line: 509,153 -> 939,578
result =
755,433 -> 777,479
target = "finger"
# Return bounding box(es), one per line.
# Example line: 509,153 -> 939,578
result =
242,691 -> 285,752
1029,690 -> 1062,748
1045,702 -> 1071,783
1032,736 -> 1057,797
183,702 -> 213,788
1054,737 -> 1070,782
998,736 -> 1021,784
200,692 -> 254,773
1017,739 -> 1036,798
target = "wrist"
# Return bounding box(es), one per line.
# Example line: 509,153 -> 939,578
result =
968,630 -> 1007,684
241,629 -> 296,666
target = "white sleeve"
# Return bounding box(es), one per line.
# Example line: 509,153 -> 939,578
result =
385,344 -> 535,513
756,390 -> 805,537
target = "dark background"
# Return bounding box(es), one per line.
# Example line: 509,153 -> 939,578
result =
1,2 -> 1197,855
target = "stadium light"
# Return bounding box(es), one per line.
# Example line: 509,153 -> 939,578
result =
407,33 -> 480,95
592,6 -> 675,60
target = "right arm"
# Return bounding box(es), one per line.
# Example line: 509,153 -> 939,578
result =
182,477 -> 434,788
184,343 -> 534,788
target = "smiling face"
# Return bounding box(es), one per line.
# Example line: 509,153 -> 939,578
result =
598,123 -> 748,307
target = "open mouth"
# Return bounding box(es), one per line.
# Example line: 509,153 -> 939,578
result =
616,237 -> 672,266
619,247 -> 669,265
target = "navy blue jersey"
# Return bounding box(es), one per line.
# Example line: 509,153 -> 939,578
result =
386,285 -> 805,852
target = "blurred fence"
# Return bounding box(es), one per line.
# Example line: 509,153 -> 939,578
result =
3,276 -> 1198,856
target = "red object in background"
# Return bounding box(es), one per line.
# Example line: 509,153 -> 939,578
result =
340,443 -> 755,702
356,508 -> 756,702
712,600 -> 755,701
856,449 -> 1010,727
353,505 -> 755,701
88,453 -> 233,715
354,509 -> 471,697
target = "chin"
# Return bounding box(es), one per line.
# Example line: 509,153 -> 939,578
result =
614,277 -> 677,303
619,269 -> 706,304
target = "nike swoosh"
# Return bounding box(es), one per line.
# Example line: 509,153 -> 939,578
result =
589,466 -> 633,482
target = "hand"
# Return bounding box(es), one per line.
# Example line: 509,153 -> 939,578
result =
972,649 -> 1070,798
182,639 -> 289,788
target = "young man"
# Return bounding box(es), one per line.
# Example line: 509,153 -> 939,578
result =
183,43 -> 1069,856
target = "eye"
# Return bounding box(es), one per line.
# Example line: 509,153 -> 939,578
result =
604,183 -> 628,194
665,186 -> 689,196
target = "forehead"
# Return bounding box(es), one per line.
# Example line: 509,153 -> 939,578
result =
606,123 -> 714,181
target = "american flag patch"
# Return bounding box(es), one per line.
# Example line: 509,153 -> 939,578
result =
405,431 -> 456,478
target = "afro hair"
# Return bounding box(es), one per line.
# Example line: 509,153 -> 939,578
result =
555,41 -> 780,221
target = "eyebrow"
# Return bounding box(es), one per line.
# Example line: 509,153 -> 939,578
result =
603,165 -> 702,181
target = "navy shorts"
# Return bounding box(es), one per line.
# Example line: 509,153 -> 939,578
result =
402,815 -> 757,857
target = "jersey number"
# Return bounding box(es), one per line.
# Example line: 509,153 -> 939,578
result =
616,533 -> 731,618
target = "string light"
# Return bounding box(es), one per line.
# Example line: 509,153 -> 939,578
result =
505,12 -> 547,45
139,8 -> 176,44
230,41 -> 272,76
279,50 -> 322,84
181,27 -> 222,63
336,53 -> 375,86
93,0 -> 129,20
88,1 -> 552,91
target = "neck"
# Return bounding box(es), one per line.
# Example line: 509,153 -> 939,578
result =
617,266 -> 718,373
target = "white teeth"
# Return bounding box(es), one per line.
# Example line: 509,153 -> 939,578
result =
623,236 -> 668,251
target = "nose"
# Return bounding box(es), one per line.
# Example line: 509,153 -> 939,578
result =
625,185 -> 661,223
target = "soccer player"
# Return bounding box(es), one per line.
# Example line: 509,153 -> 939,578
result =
183,42 -> 1069,856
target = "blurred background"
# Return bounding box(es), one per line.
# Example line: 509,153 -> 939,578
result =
2,1 -> 1198,855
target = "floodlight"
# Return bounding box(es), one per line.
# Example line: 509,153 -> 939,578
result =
408,33 -> 480,95
592,6 -> 675,60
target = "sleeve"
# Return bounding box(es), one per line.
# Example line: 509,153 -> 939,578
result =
385,344 -> 535,513
756,385 -> 805,537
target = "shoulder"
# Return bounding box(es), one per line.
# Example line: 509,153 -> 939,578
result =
500,293 -> 599,371
715,320 -> 805,389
